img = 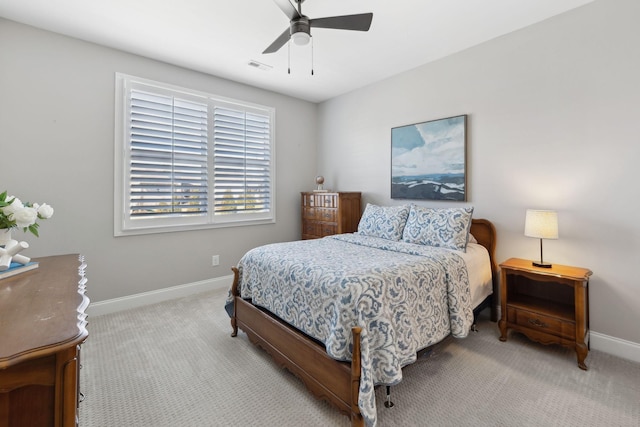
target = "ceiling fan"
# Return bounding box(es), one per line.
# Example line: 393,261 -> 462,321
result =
263,0 -> 373,54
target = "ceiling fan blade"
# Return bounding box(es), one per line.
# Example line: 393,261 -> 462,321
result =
263,27 -> 291,54
310,13 -> 373,31
272,0 -> 301,21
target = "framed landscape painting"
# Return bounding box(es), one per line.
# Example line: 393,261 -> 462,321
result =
391,114 -> 467,201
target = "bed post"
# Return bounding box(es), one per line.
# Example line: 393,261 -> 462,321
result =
230,266 -> 239,337
351,327 -> 364,427
470,219 -> 499,322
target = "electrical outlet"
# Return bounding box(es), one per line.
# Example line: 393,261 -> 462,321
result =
211,255 -> 220,266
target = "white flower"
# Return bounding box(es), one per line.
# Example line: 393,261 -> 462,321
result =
10,207 -> 38,228
0,191 -> 54,237
37,203 -> 55,219
2,196 -> 24,216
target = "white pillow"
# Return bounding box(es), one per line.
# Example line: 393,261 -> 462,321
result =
401,206 -> 474,252
357,203 -> 410,241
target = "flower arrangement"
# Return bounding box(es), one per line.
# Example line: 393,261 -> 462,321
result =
0,191 -> 54,237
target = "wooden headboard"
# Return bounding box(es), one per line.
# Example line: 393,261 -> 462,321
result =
470,218 -> 498,321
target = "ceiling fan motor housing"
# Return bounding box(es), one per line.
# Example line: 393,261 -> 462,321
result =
291,17 -> 310,36
290,16 -> 311,45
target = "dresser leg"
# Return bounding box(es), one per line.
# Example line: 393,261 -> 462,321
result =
576,343 -> 588,370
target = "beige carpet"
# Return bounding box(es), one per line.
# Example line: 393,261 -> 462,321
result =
79,288 -> 640,426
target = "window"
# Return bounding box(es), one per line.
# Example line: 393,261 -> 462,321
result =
115,73 -> 275,236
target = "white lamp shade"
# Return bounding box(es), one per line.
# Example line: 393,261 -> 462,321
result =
524,209 -> 558,239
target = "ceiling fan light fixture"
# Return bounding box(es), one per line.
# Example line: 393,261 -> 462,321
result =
291,31 -> 310,46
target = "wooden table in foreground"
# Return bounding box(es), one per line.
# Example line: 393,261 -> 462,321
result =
499,257 -> 592,370
0,254 -> 89,427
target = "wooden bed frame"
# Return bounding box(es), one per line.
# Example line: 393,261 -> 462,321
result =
229,219 -> 498,427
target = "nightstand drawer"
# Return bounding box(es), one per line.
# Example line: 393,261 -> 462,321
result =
507,306 -> 575,340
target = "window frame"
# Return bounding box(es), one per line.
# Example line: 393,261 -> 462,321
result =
114,73 -> 276,236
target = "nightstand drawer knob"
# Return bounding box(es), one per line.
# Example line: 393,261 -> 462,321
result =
528,318 -> 549,328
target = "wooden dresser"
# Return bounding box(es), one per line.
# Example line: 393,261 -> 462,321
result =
0,254 -> 89,427
301,192 -> 361,239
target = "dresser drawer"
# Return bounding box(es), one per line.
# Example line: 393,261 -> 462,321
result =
321,223 -> 337,236
303,193 -> 338,208
302,207 -> 316,220
302,221 -> 337,238
316,208 -> 336,222
302,207 -> 337,222
507,306 -> 575,340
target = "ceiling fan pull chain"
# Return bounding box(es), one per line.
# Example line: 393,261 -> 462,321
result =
311,36 -> 314,76
287,40 -> 291,74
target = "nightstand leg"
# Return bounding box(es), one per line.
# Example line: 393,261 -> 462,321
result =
499,268 -> 508,342
499,319 -> 507,341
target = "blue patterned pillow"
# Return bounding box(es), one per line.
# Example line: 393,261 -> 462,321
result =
401,206 -> 474,252
357,203 -> 410,241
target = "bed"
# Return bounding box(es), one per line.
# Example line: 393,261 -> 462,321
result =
227,205 -> 498,427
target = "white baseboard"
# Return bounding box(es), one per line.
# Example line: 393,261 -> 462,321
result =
87,279 -> 640,365
87,274 -> 233,317
590,331 -> 640,364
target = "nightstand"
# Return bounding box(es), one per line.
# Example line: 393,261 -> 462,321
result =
498,258 -> 592,370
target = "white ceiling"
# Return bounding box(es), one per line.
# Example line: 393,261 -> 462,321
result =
0,0 -> 594,103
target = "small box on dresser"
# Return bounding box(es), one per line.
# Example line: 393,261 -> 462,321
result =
498,257 -> 592,370
301,192 -> 361,239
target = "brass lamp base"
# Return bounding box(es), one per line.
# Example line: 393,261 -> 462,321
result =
532,261 -> 552,268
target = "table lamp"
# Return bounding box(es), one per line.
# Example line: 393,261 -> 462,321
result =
524,209 -> 558,268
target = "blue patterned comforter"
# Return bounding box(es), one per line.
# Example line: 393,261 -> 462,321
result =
227,233 -> 474,427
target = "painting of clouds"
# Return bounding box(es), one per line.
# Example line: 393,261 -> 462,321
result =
391,115 -> 467,201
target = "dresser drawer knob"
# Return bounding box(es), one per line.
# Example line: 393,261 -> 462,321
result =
528,318 -> 548,328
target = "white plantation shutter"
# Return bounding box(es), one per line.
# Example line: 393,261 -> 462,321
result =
129,90 -> 209,219
115,74 -> 275,235
213,106 -> 271,215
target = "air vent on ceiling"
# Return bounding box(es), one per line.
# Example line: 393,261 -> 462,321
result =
248,60 -> 273,71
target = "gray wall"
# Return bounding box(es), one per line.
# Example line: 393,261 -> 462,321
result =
317,0 -> 640,345
0,18 -> 318,302
2,0 -> 639,349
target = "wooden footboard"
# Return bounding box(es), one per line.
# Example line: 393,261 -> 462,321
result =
231,267 -> 364,427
